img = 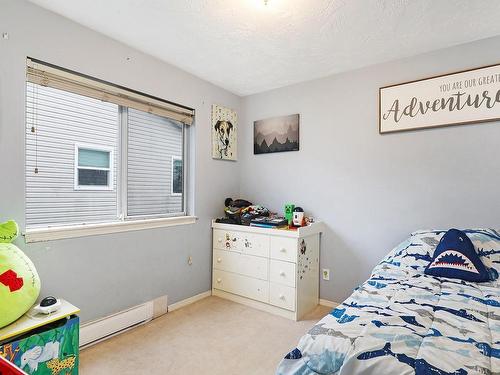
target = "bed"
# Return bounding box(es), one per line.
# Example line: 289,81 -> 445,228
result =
276,229 -> 500,375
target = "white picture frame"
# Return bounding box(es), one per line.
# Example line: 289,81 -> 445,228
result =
379,63 -> 500,134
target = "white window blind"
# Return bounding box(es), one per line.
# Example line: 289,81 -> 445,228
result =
26,58 -> 195,125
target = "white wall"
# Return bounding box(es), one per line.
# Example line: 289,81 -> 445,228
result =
0,0 -> 240,322
240,36 -> 500,304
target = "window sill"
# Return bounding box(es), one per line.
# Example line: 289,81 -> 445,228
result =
24,216 -> 198,243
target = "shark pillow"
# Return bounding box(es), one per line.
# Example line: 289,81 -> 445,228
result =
425,228 -> 489,282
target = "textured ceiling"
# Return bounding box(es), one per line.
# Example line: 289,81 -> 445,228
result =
28,0 -> 500,96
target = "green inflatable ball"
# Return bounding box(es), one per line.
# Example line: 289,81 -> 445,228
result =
0,220 -> 41,328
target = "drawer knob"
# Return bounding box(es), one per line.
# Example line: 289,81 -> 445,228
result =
280,248 -> 287,253
218,238 -> 222,243
279,294 -> 285,300
280,271 -> 286,277
216,278 -> 222,283
217,257 -> 222,263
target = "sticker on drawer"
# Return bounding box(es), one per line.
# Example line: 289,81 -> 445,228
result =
213,230 -> 270,257
213,230 -> 238,251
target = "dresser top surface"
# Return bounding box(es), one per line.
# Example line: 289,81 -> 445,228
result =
212,220 -> 324,238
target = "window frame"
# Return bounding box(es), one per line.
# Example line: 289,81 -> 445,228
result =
171,155 -> 183,196
25,114 -> 194,243
120,108 -> 188,221
74,143 -> 114,191
24,59 -> 196,243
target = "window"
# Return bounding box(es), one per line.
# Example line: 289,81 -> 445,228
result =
25,58 -> 194,235
75,145 -> 113,190
127,109 -> 184,216
171,157 -> 183,196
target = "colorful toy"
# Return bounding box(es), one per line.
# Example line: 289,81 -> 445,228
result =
292,207 -> 305,227
1,315 -> 79,375
0,220 -> 41,329
284,204 -> 295,226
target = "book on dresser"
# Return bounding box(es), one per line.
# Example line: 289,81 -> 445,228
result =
211,220 -> 324,321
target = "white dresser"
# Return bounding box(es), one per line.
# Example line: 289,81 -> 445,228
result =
212,221 -> 323,320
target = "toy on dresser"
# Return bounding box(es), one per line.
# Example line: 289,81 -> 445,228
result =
284,205 -> 314,228
216,198 -> 270,225
292,207 -> 305,227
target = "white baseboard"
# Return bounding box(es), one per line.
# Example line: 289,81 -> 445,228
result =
168,290 -> 211,312
80,302 -> 154,348
319,298 -> 339,308
80,292 -> 211,349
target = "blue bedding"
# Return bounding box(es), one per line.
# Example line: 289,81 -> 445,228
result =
277,229 -> 500,375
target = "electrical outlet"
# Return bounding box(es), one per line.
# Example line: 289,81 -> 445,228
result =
322,268 -> 330,281
188,256 -> 193,265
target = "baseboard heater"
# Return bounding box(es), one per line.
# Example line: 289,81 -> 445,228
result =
79,302 -> 155,348
79,292 -> 210,348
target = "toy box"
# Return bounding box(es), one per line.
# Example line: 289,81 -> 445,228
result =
0,316 -> 79,375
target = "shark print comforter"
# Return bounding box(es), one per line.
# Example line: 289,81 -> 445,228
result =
276,229 -> 500,375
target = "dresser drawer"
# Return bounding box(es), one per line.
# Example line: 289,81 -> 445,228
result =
270,259 -> 296,287
269,283 -> 295,311
213,269 -> 269,303
270,236 -> 297,263
213,229 -> 270,258
213,229 -> 238,251
238,232 -> 270,258
214,249 -> 269,280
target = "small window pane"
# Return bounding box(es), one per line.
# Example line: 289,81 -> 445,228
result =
78,148 -> 110,168
26,82 -> 119,227
78,169 -> 109,186
173,159 -> 183,194
127,108 -> 183,216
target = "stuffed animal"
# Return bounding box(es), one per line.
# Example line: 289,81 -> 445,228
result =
0,220 -> 41,328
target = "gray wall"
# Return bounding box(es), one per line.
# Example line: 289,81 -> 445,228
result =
240,36 -> 500,304
0,0 -> 240,322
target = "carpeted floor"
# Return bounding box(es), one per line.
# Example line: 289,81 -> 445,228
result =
80,296 -> 331,374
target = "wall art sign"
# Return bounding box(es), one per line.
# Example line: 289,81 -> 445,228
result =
379,63 -> 500,134
254,114 -> 299,154
211,104 -> 237,160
